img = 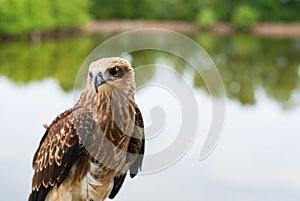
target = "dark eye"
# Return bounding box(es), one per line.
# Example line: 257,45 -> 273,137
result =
89,72 -> 93,78
109,66 -> 120,76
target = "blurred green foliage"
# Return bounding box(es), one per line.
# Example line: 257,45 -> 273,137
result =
89,0 -> 200,20
1,0 -> 300,36
196,7 -> 218,27
198,0 -> 300,27
0,36 -> 98,90
0,35 -> 156,91
194,33 -> 300,106
231,4 -> 260,28
89,0 -> 300,28
0,34 -> 299,108
0,0 -> 89,36
0,1 -> 299,108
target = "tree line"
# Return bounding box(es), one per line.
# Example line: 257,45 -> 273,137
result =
1,0 -> 300,36
0,0 -> 89,36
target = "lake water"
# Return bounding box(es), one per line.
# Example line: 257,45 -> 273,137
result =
0,32 -> 300,201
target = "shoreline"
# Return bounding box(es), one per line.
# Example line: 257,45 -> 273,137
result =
84,20 -> 200,34
1,20 -> 300,41
85,20 -> 300,38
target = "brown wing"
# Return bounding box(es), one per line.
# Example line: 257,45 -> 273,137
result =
128,105 -> 145,177
109,105 -> 145,199
29,107 -> 96,201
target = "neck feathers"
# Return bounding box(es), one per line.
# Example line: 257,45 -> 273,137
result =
75,84 -> 136,141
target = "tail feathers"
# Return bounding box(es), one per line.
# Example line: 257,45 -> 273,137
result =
28,186 -> 51,201
108,173 -> 127,199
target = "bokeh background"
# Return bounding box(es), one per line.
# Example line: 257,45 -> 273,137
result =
0,1 -> 300,201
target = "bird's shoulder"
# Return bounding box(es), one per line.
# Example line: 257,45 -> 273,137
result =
32,108 -> 75,167
30,107 -> 91,201
32,107 -> 96,164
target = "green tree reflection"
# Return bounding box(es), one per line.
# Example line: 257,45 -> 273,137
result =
195,33 -> 300,106
0,34 -> 299,108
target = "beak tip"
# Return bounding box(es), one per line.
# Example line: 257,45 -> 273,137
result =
94,72 -> 105,93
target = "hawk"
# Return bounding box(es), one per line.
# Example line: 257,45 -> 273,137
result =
29,57 -> 145,201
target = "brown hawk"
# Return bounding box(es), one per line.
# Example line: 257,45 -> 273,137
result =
28,57 -> 145,201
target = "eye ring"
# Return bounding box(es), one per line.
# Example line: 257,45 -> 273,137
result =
109,66 -> 120,76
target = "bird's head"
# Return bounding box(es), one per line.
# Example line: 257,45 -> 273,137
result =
87,57 -> 135,95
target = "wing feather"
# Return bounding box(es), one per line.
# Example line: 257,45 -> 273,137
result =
108,105 -> 145,199
129,105 -> 145,178
29,107 -> 95,201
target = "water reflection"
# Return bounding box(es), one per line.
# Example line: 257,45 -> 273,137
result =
0,35 -> 107,90
0,33 -> 299,108
1,33 -> 300,201
196,34 -> 300,107
1,70 -> 300,201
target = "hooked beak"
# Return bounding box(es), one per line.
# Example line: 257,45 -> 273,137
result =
94,72 -> 105,93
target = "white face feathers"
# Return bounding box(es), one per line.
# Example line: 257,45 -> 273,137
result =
87,57 -> 134,94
